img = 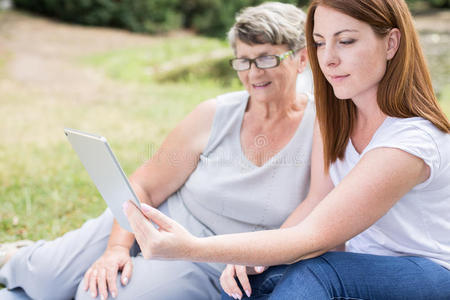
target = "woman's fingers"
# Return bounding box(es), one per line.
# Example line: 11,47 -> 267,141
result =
124,200 -> 195,260
121,260 -> 133,286
83,268 -> 92,291
236,265 -> 251,298
97,268 -> 108,300
124,201 -> 158,233
124,201 -> 159,249
220,265 -> 243,299
106,265 -> 119,298
89,269 -> 98,298
140,202 -> 175,230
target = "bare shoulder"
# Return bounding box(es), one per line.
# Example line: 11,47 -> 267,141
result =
169,98 -> 217,155
184,98 -> 217,135
190,98 -> 217,125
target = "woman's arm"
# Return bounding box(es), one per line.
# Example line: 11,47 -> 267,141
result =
130,98 -> 217,207
281,120 -> 334,228
191,146 -> 429,265
85,99 -> 217,299
105,98 -> 217,248
125,143 -> 429,266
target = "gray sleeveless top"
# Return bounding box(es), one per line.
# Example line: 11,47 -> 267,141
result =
166,90 -> 314,268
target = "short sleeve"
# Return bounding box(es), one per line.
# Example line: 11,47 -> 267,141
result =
364,117 -> 441,190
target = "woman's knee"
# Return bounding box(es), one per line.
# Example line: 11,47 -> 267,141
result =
76,260 -> 220,300
269,256 -> 335,299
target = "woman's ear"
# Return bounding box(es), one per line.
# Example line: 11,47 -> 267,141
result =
386,28 -> 401,60
296,48 -> 308,74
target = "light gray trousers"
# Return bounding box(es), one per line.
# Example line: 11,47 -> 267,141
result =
0,203 -> 221,300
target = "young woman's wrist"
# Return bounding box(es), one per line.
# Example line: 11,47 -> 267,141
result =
188,236 -> 209,261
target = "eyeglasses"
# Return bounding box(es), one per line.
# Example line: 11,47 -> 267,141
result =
229,50 -> 294,71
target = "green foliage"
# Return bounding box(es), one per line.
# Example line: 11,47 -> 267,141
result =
112,0 -> 182,33
81,35 -> 231,83
13,0 -> 182,33
155,56 -> 242,88
406,0 -> 450,8
430,0 -> 450,8
12,0 -> 310,37
178,0 -> 302,37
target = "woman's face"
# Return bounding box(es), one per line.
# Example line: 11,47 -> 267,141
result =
312,5 -> 392,101
235,39 -> 305,103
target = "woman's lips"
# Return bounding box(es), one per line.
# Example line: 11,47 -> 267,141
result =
329,74 -> 350,83
252,81 -> 271,89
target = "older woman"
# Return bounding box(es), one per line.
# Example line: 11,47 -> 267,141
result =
0,2 -> 314,300
123,0 -> 450,299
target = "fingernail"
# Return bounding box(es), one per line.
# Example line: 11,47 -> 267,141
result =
255,266 -> 264,272
101,296 -> 105,300
122,276 -> 128,285
245,290 -> 251,297
232,294 -> 238,299
122,201 -> 129,213
90,292 -> 95,298
141,203 -> 151,213
112,291 -> 116,298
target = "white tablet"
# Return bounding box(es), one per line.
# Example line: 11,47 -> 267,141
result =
64,128 -> 141,232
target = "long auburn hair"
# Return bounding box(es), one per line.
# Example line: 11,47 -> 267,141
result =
305,0 -> 450,172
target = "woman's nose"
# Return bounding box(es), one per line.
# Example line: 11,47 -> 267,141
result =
323,45 -> 339,68
248,62 -> 264,77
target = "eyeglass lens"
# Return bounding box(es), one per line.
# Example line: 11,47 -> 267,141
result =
232,56 -> 278,71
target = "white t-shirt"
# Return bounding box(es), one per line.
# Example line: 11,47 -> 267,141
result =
329,116 -> 450,269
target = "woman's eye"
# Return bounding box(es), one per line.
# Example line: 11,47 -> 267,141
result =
314,41 -> 325,47
340,39 -> 355,45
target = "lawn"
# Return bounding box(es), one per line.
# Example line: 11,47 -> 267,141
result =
0,30 -> 240,241
0,80 -> 239,240
0,10 -> 449,244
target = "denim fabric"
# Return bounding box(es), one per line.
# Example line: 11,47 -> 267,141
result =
222,252 -> 450,300
221,265 -> 289,300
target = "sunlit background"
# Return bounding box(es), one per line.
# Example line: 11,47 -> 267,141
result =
0,0 -> 449,244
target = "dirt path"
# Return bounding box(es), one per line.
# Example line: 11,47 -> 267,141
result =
0,11 -> 160,103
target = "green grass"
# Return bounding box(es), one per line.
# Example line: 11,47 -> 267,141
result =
0,29 -> 448,244
0,34 -> 241,242
81,35 -> 232,83
0,80 -> 239,242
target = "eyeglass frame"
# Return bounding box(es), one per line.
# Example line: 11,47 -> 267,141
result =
229,50 -> 295,71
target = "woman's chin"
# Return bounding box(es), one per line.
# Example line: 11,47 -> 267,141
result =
249,91 -> 274,103
332,88 -> 352,101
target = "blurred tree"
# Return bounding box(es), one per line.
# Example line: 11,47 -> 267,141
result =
405,0 -> 450,8
16,0 -> 448,37
179,0 -> 301,37
13,0 -> 182,33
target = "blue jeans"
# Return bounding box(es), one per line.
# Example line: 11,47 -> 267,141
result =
221,252 -> 450,300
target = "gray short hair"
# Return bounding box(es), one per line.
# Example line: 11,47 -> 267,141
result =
228,2 -> 306,54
